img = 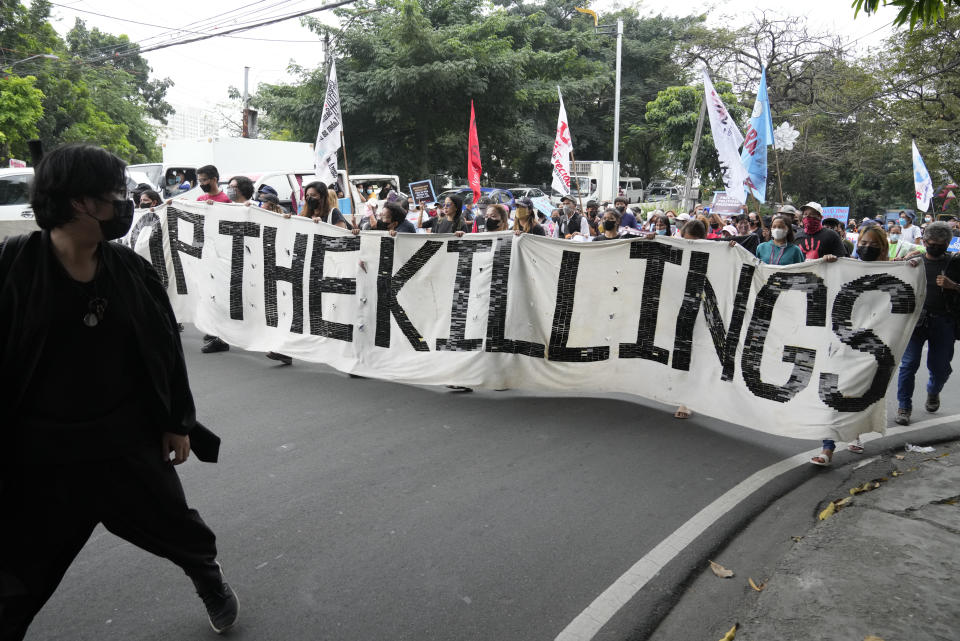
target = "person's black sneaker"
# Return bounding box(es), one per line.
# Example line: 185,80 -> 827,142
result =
446,385 -> 473,393
198,581 -> 239,634
178,323 -> 185,332
926,393 -> 940,413
266,351 -> 293,365
201,338 -> 230,354
895,407 -> 911,425
203,334 -> 217,342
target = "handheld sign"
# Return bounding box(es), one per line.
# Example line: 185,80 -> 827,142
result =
338,198 -> 352,216
949,237 -> 960,254
710,191 -> 743,215
408,180 -> 437,205
822,206 -> 850,225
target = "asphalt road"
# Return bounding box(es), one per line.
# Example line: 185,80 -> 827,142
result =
25,328 -> 960,641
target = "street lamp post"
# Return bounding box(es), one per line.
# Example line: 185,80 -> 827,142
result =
6,53 -> 59,70
596,20 -> 623,201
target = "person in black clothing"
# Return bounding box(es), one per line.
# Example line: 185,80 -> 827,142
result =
355,201 -> 416,235
592,208 -> 623,241
422,194 -> 470,234
557,195 -> 588,238
895,222 -> 960,426
794,201 -> 847,260
0,144 -> 237,639
512,197 -> 546,236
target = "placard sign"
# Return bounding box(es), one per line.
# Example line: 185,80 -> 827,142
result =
408,179 -> 437,205
711,191 -> 745,215
822,206 -> 850,225
8,159 -> 26,168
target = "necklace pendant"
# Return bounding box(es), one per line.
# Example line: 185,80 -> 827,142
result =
83,311 -> 99,327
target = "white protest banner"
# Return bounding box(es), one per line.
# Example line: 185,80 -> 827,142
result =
703,70 -> 748,204
127,201 -> 926,442
314,60 -> 342,185
912,139 -> 934,213
551,87 -> 573,197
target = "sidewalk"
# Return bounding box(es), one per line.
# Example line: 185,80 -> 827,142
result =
737,439 -> 959,641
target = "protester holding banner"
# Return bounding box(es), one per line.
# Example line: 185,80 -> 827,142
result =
755,215 -> 804,266
512,198 -> 546,236
0,144 -> 237,637
354,201 -> 416,236
557,196 -> 589,239
795,202 -> 846,260
592,209 -> 623,242
855,225 -> 889,263
823,218 -> 854,256
138,189 -> 162,209
422,195 -> 470,234
481,204 -> 509,233
197,165 -> 231,204
896,222 -> 960,426
300,181 -> 347,228
887,224 -> 926,260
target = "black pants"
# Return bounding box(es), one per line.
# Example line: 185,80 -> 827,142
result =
0,446 -> 221,641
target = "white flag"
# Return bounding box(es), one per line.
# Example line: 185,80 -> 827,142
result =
314,60 -> 342,186
702,70 -> 748,204
912,139 -> 934,213
551,87 -> 573,197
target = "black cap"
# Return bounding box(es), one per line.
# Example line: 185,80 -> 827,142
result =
517,196 -> 534,209
559,195 -> 575,204
586,200 -> 598,208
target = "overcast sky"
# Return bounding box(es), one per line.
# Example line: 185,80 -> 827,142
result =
40,0 -> 899,113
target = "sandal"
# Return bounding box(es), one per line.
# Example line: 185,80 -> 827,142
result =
810,450 -> 833,466
674,405 -> 692,419
847,438 -> 864,454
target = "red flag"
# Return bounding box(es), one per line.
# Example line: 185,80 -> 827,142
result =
467,100 -> 482,206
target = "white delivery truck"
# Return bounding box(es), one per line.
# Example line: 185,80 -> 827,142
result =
130,137 -> 316,198
555,161 -> 644,204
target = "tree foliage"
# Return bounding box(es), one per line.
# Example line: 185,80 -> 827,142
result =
0,1 -> 172,163
853,0 -> 957,29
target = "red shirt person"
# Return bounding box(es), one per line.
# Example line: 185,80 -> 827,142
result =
196,164 -> 231,203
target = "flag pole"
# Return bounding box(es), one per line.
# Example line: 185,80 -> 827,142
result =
341,130 -> 357,226
569,148 -> 583,213
773,146 -> 784,207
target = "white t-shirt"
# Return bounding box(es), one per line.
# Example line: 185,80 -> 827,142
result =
900,223 -> 922,244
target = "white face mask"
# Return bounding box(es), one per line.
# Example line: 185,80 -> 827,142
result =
772,228 -> 787,240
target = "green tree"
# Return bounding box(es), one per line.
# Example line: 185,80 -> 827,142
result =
0,74 -> 45,162
853,0 -> 957,29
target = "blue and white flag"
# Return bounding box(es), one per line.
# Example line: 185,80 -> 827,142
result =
739,67 -> 774,202
912,140 -> 934,213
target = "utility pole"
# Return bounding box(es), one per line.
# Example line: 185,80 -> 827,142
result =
241,66 -> 251,138
683,98 -> 707,214
612,19 -> 623,202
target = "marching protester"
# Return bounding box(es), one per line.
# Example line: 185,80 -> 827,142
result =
776,204 -> 799,229
887,223 -> 925,260
198,164 -> 232,354
822,217 -> 854,256
0,144 -> 238,638
512,197 -> 546,236
422,194 -> 470,234
756,215 -> 805,265
138,189 -> 162,209
197,165 -> 231,204
592,208 -> 623,241
794,202 -> 846,260
226,176 -> 254,204
706,213 -> 725,239
300,181 -> 348,228
613,196 -> 639,230
648,212 -> 673,237
895,222 -> 960,426
481,204 -> 509,232
354,201 -> 417,235
584,200 -> 600,237
898,210 -> 922,244
670,219 -> 711,420
556,196 -> 588,238
854,225 -> 888,263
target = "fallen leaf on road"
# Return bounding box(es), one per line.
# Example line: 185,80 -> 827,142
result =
709,560 -> 735,578
791,535 -> 804,543
834,496 -> 852,508
895,454 -> 905,460
748,577 -> 766,592
864,635 -> 885,641
718,623 -> 739,641
819,502 -> 836,520
892,471 -> 902,477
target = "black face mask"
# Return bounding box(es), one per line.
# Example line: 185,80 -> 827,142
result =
926,244 -> 948,258
710,223 -> 720,230
616,206 -> 626,213
603,219 -> 617,231
307,197 -> 321,210
139,202 -> 152,209
485,218 -> 501,231
99,200 -> 135,240
199,182 -> 213,193
857,245 -> 881,262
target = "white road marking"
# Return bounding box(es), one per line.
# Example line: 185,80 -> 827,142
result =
554,413 -> 960,641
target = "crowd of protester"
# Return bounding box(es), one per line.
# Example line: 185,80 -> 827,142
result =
134,165 -> 960,466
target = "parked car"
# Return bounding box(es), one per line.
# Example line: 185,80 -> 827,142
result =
436,187 -> 515,213
511,186 -> 548,200
618,178 -> 644,203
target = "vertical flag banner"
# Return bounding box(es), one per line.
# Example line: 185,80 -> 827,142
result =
467,100 -> 482,206
703,70 -> 748,204
551,87 -> 573,197
739,66 -> 774,202
314,60 -> 342,185
912,140 -> 934,212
